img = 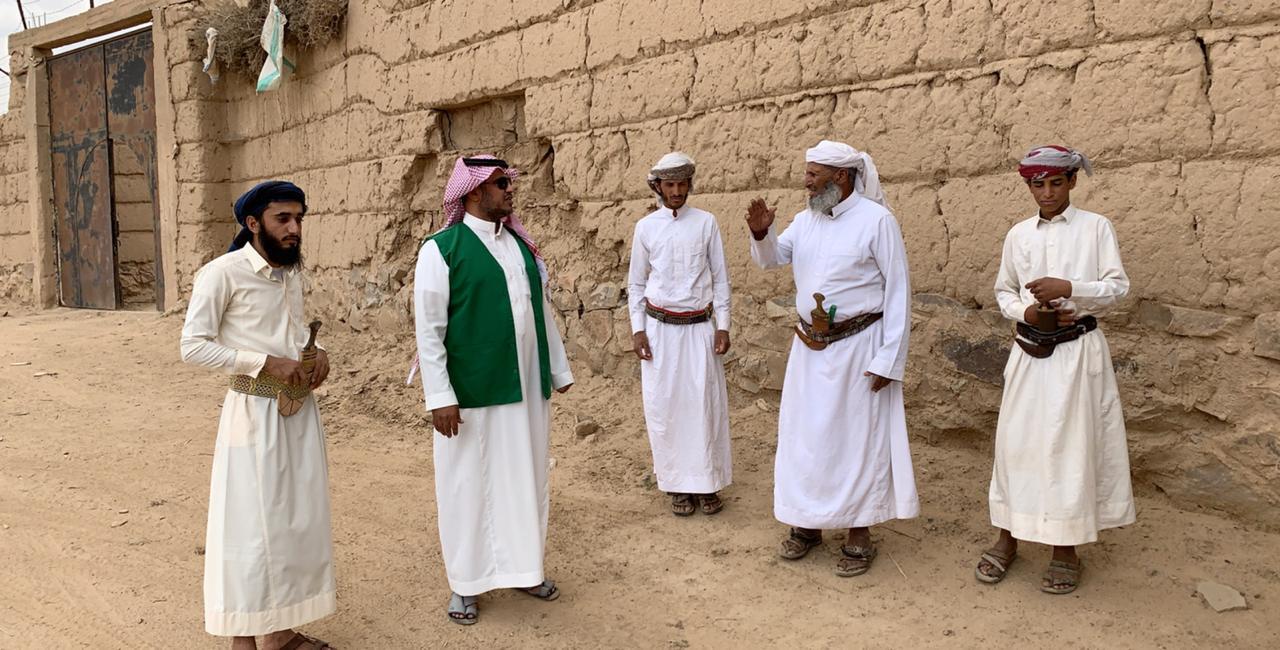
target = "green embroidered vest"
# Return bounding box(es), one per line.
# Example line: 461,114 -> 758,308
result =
429,222 -> 552,408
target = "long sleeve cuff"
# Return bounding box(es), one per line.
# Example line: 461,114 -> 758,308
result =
630,310 -> 647,334
714,309 -> 731,331
552,369 -> 575,390
749,228 -> 779,268
425,389 -> 458,411
234,351 -> 268,377
999,297 -> 1037,324
1014,299 -> 1037,324
866,356 -> 904,382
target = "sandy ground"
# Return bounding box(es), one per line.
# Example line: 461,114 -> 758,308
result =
1,308 -> 1278,649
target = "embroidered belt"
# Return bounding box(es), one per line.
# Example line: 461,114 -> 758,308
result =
1014,315 -> 1098,359
230,373 -> 311,404
644,300 -> 713,325
795,312 -> 883,350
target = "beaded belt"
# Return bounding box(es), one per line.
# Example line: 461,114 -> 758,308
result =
795,312 -> 883,350
644,300 -> 713,325
230,373 -> 311,402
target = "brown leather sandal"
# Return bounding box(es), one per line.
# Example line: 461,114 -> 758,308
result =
1041,559 -> 1082,595
834,544 -> 877,577
699,493 -> 724,515
670,493 -> 696,517
280,632 -> 334,649
976,547 -> 1017,584
778,528 -> 822,560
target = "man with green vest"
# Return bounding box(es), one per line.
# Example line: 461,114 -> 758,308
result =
412,155 -> 574,625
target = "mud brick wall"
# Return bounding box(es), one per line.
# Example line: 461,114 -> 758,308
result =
112,140 -> 158,305
5,0 -> 1279,526
0,104 -> 29,306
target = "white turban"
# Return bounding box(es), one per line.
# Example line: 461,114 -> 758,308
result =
648,151 -> 696,182
805,140 -> 889,209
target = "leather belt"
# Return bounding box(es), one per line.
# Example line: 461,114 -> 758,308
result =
1014,315 -> 1098,359
644,300 -> 713,325
795,312 -> 883,350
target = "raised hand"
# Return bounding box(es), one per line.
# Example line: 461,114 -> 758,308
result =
745,198 -> 776,240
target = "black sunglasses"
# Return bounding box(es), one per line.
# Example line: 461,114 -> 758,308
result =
484,176 -> 512,190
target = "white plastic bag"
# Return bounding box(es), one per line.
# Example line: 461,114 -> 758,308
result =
256,1 -> 295,93
202,27 -> 220,83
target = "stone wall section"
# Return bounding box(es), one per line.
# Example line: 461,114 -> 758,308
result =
4,0 -> 1279,526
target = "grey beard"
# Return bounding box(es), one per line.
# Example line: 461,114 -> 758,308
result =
807,182 -> 842,215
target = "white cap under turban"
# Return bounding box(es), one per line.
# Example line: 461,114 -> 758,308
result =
648,151 -> 696,182
805,140 -> 889,209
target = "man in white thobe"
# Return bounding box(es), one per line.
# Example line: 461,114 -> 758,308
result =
413,155 -> 574,625
627,152 -> 733,517
745,140 -> 917,577
181,181 -> 335,650
975,145 -> 1135,595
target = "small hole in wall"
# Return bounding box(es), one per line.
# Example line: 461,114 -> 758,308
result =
577,301 -> 584,319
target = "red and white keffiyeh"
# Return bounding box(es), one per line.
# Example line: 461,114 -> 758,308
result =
440,154 -> 543,267
1018,145 -> 1094,181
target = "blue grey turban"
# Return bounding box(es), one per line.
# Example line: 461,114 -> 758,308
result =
228,180 -> 307,252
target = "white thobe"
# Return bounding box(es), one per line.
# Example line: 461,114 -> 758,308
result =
627,204 -> 732,494
414,214 -> 574,596
180,245 -> 335,636
990,204 -> 1135,545
751,192 -> 918,529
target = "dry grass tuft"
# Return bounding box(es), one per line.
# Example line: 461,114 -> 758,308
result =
204,0 -> 348,78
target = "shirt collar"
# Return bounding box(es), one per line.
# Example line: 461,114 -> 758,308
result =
241,243 -> 296,279
1036,204 -> 1077,227
818,191 -> 861,220
464,212 -> 506,237
666,204 -> 691,220
242,244 -> 272,277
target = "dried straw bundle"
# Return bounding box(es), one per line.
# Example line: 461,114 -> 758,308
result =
204,0 -> 347,77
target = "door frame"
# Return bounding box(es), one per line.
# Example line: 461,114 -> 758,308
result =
13,0 -> 180,311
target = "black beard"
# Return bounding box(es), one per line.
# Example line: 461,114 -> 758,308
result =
258,228 -> 303,268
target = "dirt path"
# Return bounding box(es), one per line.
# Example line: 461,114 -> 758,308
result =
1,309 -> 1276,649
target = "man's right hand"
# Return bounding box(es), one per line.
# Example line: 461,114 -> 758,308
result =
432,405 -> 464,438
745,198 -> 776,240
263,355 -> 307,386
633,332 -> 653,361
